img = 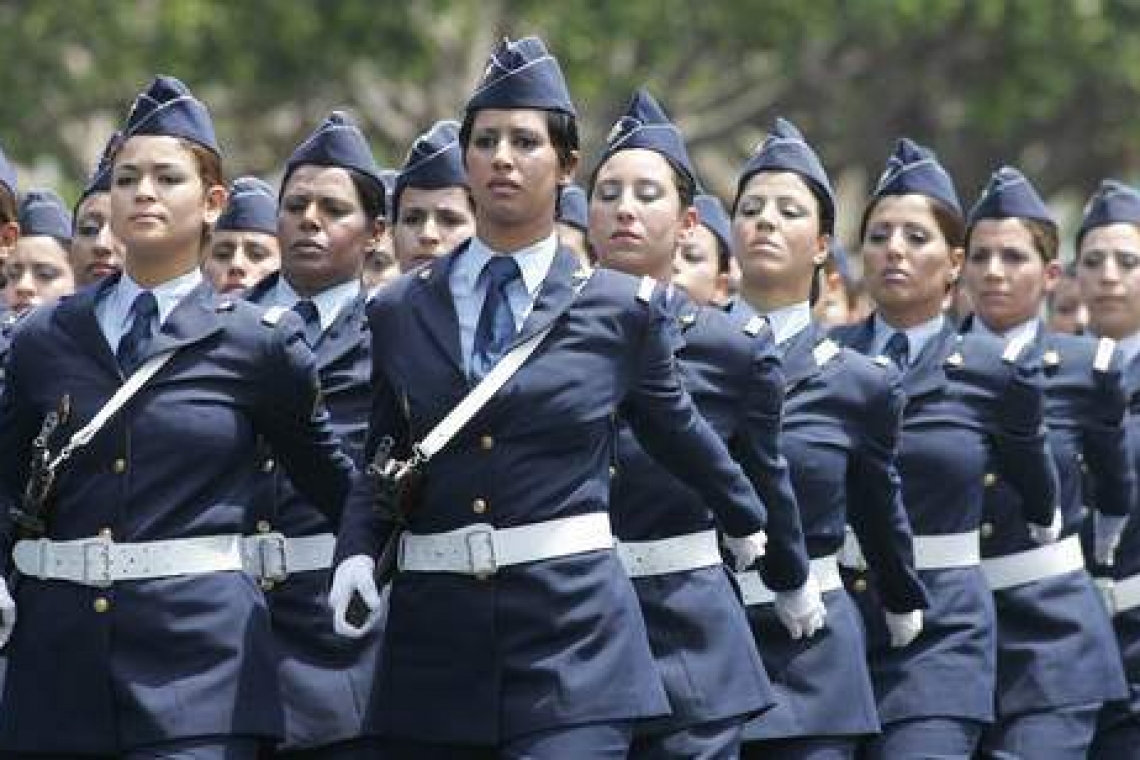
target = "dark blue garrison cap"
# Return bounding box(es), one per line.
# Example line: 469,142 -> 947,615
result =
870,137 -> 961,218
556,184 -> 588,231
77,131 -> 121,208
968,166 -> 1054,229
393,120 -> 466,215
466,36 -> 576,116
694,194 -> 732,258
736,117 -> 836,234
0,142 -> 17,204
122,76 -> 219,155
283,111 -> 385,203
18,189 -> 72,242
215,176 -> 277,235
599,89 -> 695,185
1078,179 -> 1140,245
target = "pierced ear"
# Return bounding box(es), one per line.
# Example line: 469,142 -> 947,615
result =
559,150 -> 581,183
0,221 -> 19,249
678,206 -> 699,239
812,233 -> 832,267
202,185 -> 229,226
369,216 -> 388,248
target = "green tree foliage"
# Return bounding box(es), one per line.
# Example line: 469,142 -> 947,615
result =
1,0 -> 1138,222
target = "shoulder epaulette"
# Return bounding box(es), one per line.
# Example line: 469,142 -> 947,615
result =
1002,330 -> 1032,363
261,305 -> 288,327
636,276 -> 656,304
813,338 -> 840,366
1094,336 -> 1116,373
743,315 -> 767,337
215,299 -> 235,313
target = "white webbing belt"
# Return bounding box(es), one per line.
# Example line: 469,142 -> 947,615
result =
14,534 -> 245,587
398,513 -> 614,577
241,532 -> 335,581
981,535 -> 1085,591
15,531 -> 338,588
736,554 -> 842,606
617,530 -> 723,578
839,528 -> 980,572
1104,573 -> 1140,615
913,531 -> 981,570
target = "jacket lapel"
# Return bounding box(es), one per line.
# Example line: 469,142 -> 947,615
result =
144,283 -> 225,357
317,290 -> 369,367
781,323 -> 826,393
53,276 -> 121,378
899,321 -> 955,399
408,246 -> 466,379
505,247 -> 586,351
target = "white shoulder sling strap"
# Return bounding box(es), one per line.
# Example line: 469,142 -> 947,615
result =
49,350 -> 176,470
411,270 -> 595,466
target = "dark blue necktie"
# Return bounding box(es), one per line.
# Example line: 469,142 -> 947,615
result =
883,330 -> 910,371
472,256 -> 521,380
117,291 -> 158,375
292,299 -> 321,348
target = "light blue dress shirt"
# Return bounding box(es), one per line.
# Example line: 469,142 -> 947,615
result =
450,234 -> 557,374
96,268 -> 203,355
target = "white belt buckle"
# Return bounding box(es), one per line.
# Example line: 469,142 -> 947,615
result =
82,536 -> 113,588
253,533 -> 289,582
466,528 -> 497,578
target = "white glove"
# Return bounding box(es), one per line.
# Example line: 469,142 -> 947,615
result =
1027,507 -> 1063,545
774,575 -> 826,640
723,530 -> 767,572
329,555 -> 383,638
885,609 -> 923,648
0,578 -> 15,649
1094,513 -> 1129,567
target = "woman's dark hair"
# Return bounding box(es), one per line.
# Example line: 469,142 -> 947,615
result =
347,169 -> 386,222
859,194 -> 966,250
966,215 -> 1057,262
0,188 -> 15,226
459,109 -> 579,172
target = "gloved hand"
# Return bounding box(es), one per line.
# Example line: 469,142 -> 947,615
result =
1027,507 -> 1063,545
997,355 -> 1046,438
774,574 -> 826,640
723,530 -> 767,572
885,609 -> 923,648
329,555 -> 383,638
1094,512 -> 1129,567
0,578 -> 16,649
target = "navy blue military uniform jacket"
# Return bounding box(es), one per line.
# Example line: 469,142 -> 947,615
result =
734,315 -> 927,740
610,287 -> 806,732
0,275 -> 354,753
833,316 -> 1058,724
245,273 -> 384,749
1095,352 -> 1140,729
968,320 -> 1129,715
335,244 -> 771,744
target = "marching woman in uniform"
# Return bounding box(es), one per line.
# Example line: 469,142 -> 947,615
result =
330,37 -> 776,759
70,133 -> 125,289
587,89 -> 825,760
244,112 -> 387,759
202,176 -> 280,295
959,168 -> 1130,760
834,138 -> 1061,759
390,120 -> 475,274
4,190 -> 75,315
1074,180 -> 1140,759
673,193 -> 734,308
0,76 -> 355,759
727,118 -> 929,760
